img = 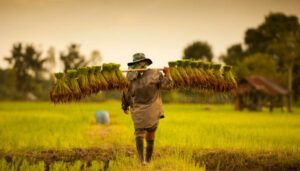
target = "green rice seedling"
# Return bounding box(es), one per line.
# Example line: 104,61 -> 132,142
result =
77,67 -> 92,96
223,65 -> 237,91
168,61 -> 184,88
89,160 -> 105,170
95,66 -> 109,91
211,64 -> 225,92
202,62 -> 215,90
87,67 -> 99,94
66,69 -> 82,101
196,61 -> 209,89
102,63 -> 118,90
101,63 -> 112,89
110,64 -> 122,89
115,64 -> 129,90
195,61 -> 208,89
183,60 -> 197,88
177,60 -> 190,88
93,66 -> 101,92
190,61 -> 202,89
49,161 -> 68,170
207,62 -> 218,91
191,61 -> 205,90
50,72 -> 72,103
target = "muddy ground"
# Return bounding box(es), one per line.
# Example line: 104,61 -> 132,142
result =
1,146 -> 299,170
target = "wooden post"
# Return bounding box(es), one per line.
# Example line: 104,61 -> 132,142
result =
287,65 -> 293,113
121,68 -> 164,72
269,95 -> 274,112
235,94 -> 243,111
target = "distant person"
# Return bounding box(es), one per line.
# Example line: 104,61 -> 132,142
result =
122,53 -> 173,164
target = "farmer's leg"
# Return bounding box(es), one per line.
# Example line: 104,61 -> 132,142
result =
135,130 -> 146,163
145,126 -> 157,162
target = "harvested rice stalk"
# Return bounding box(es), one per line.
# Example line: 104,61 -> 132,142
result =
50,72 -> 72,103
77,67 -> 92,96
87,67 -> 98,94
95,66 -> 108,91
102,63 -> 119,90
168,61 -> 184,88
223,65 -> 237,91
115,64 -> 129,90
176,60 -> 190,88
211,64 -> 225,92
66,69 -> 82,101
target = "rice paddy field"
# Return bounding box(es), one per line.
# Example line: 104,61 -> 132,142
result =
0,101 -> 300,170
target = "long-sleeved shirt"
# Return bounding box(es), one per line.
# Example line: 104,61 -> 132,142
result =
122,69 -> 173,129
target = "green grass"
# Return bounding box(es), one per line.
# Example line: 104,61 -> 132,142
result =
158,104 -> 300,152
0,101 -> 299,170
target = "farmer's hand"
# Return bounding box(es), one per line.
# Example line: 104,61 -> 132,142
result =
163,67 -> 171,77
124,110 -> 129,115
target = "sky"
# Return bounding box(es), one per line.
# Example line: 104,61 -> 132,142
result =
1,0 -> 300,71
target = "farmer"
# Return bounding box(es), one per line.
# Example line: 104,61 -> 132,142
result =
122,53 -> 173,164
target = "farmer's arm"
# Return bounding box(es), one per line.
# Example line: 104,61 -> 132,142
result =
159,67 -> 173,90
121,88 -> 131,114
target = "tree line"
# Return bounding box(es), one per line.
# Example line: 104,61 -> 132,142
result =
183,12 -> 300,111
0,12 -> 299,108
0,44 -> 102,100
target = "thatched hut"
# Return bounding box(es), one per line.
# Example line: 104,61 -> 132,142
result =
235,76 -> 288,112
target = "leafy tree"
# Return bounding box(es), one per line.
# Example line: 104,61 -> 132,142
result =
235,53 -> 280,80
4,43 -> 50,91
267,31 -> 300,112
89,50 -> 102,65
45,47 -> 56,72
245,13 -> 300,112
60,44 -> 88,72
219,44 -> 246,66
220,12 -> 300,112
245,13 -> 300,69
0,69 -> 19,100
183,41 -> 213,61
26,45 -> 48,79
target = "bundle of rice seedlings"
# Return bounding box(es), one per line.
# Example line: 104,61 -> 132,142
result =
211,64 -> 224,92
66,69 -> 82,101
183,60 -> 197,88
87,67 -> 98,94
176,60 -> 190,88
94,66 -> 108,91
168,61 -> 184,88
50,72 -> 72,103
102,63 -> 119,90
114,64 -> 129,90
223,65 -> 237,91
77,67 -> 92,96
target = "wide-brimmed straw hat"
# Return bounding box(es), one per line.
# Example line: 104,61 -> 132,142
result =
127,53 -> 153,66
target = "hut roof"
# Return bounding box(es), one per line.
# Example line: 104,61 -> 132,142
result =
237,76 -> 288,96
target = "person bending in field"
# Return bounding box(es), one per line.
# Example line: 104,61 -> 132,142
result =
122,53 -> 173,164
